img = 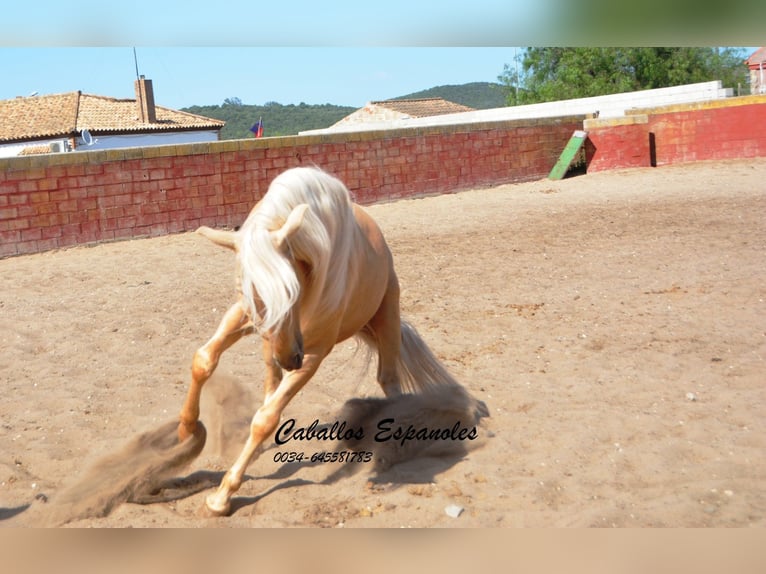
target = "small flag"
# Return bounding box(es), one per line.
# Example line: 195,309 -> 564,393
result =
249,117 -> 263,138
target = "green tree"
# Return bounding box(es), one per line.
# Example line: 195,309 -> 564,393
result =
499,47 -> 748,105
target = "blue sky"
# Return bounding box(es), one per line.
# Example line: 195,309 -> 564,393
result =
0,0 -> 543,108
0,1 -> 760,109
1,1 -> 550,46
0,47 -> 523,109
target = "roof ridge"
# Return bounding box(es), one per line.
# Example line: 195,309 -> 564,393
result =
2,90 -> 79,103
72,91 -> 81,133
745,47 -> 766,65
80,92 -> 137,102
372,97 -> 447,103
163,106 -> 225,124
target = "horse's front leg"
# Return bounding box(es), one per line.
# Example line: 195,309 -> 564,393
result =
204,350 -> 326,516
178,300 -> 252,441
262,337 -> 283,403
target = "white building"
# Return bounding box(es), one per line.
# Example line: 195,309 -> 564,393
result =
0,77 -> 224,158
745,48 -> 766,95
301,81 -> 734,136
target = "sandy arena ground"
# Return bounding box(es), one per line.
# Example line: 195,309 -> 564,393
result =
1,159 -> 764,527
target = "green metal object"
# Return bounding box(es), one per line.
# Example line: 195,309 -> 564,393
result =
548,130 -> 588,180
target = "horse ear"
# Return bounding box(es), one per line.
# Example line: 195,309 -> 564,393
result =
273,204 -> 309,250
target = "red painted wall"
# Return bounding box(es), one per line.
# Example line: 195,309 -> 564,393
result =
649,100 -> 766,165
3,98 -> 765,258
0,116 -> 582,258
584,97 -> 766,173
584,119 -> 651,172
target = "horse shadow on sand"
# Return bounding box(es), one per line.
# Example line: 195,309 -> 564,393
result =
4,378 -> 489,525
133,382 -> 490,517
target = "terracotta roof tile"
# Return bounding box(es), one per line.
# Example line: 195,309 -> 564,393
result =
76,94 -> 224,133
0,91 -> 224,143
745,47 -> 766,67
370,98 -> 474,118
0,92 -> 79,141
17,144 -> 56,155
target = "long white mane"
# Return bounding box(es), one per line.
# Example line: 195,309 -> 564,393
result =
238,167 -> 356,332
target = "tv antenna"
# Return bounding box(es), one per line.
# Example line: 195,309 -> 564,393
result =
133,47 -> 141,79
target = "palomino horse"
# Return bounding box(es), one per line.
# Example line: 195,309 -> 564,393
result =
178,166 -> 474,516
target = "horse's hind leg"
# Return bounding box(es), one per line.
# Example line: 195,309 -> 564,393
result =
178,300 -> 251,441
366,273 -> 404,397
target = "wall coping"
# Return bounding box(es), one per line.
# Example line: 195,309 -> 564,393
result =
0,114 -> 587,175
627,94 -> 766,116
584,115 -> 649,130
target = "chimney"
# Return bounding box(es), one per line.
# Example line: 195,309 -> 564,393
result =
134,75 -> 157,123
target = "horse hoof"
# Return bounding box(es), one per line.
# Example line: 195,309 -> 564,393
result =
177,422 -> 196,443
204,495 -> 231,517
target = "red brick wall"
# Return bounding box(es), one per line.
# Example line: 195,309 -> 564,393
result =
7,98 -> 762,259
0,116 -> 582,258
584,96 -> 766,173
648,99 -> 766,166
583,117 -> 651,172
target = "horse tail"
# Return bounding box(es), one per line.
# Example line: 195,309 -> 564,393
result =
196,226 -> 238,251
397,321 -> 489,418
396,320 -> 462,393
357,320 -> 489,418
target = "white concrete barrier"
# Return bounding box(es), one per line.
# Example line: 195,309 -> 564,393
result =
301,81 -> 733,135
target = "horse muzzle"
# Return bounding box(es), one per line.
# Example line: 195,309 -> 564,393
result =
276,349 -> 303,371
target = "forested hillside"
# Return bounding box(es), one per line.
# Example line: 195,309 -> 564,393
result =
182,101 -> 356,140
182,82 -> 508,140
394,82 -> 508,109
